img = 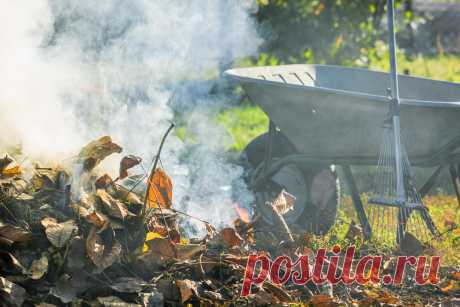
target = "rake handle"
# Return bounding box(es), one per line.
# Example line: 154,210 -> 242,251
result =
387,0 -> 406,202
387,0 -> 399,103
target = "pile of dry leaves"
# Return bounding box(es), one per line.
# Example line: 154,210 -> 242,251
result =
0,136 -> 459,306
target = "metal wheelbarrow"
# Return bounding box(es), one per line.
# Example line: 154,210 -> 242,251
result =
225,64 -> 460,238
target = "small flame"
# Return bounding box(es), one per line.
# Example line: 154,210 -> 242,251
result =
233,203 -> 251,224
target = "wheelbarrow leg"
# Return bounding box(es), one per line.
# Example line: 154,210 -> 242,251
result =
419,165 -> 445,198
263,120 -> 276,173
449,164 -> 460,207
342,165 -> 372,239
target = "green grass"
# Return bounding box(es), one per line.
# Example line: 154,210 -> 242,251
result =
369,54 -> 460,83
216,105 -> 268,152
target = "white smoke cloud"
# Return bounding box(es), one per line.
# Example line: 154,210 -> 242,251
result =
0,0 -> 260,233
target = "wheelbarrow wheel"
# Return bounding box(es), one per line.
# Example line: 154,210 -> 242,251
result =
241,132 -> 339,235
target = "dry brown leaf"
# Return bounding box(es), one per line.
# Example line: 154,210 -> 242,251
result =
95,174 -> 113,189
309,294 -> 338,307
115,186 -> 143,206
174,243 -> 205,261
41,218 -> 77,248
96,189 -> 133,220
79,192 -> 97,209
362,289 -> 400,305
0,155 -> 13,172
443,210 -> 458,229
71,204 -> 109,229
0,236 -> 14,248
0,277 -> 26,306
0,222 -> 31,243
30,170 -> 57,190
221,227 -> 243,248
86,226 -> 121,271
263,282 -> 293,303
95,296 -> 135,306
0,251 -> 26,275
147,168 -> 173,209
204,223 -> 218,240
252,290 -> 277,305
271,189 -> 296,215
86,211 -> 109,229
223,254 -> 248,267
29,253 -> 48,280
1,166 -> 21,177
145,237 -> 176,260
119,155 -> 142,179
77,136 -> 122,171
176,279 -> 197,303
70,203 -> 90,217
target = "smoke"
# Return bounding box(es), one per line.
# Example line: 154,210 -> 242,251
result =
0,0 -> 260,233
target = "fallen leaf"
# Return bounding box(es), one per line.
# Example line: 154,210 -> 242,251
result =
363,289 -> 400,305
221,227 -> 243,248
175,243 -> 205,260
147,168 -> 173,209
203,290 -> 223,301
204,223 -> 217,240
95,296 -> 139,306
0,222 -> 31,242
119,155 -> 142,179
271,189 -> 296,215
95,174 -> 113,189
110,277 -> 145,293
0,155 -> 13,172
176,279 -> 197,303
86,226 -> 121,272
77,136 -> 122,172
29,253 -> 48,280
96,189 -> 133,220
115,186 -> 143,206
0,251 -> 26,275
0,277 -> 26,306
309,294 -> 338,307
1,166 -> 21,177
443,210 -> 458,229
143,232 -> 163,253
264,282 -> 293,303
41,218 -> 77,248
140,290 -> 164,307
252,290 -> 277,305
144,237 -> 176,261
86,211 -> 110,229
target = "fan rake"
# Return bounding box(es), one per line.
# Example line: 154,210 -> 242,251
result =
367,0 -> 439,246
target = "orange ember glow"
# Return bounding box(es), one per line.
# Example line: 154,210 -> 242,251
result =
234,203 -> 251,223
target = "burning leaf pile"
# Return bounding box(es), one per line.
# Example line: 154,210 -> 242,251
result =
0,136 -> 459,306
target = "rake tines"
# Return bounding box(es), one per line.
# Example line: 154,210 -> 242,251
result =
368,119 -> 438,245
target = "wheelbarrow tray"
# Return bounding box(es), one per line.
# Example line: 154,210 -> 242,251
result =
225,65 -> 460,166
